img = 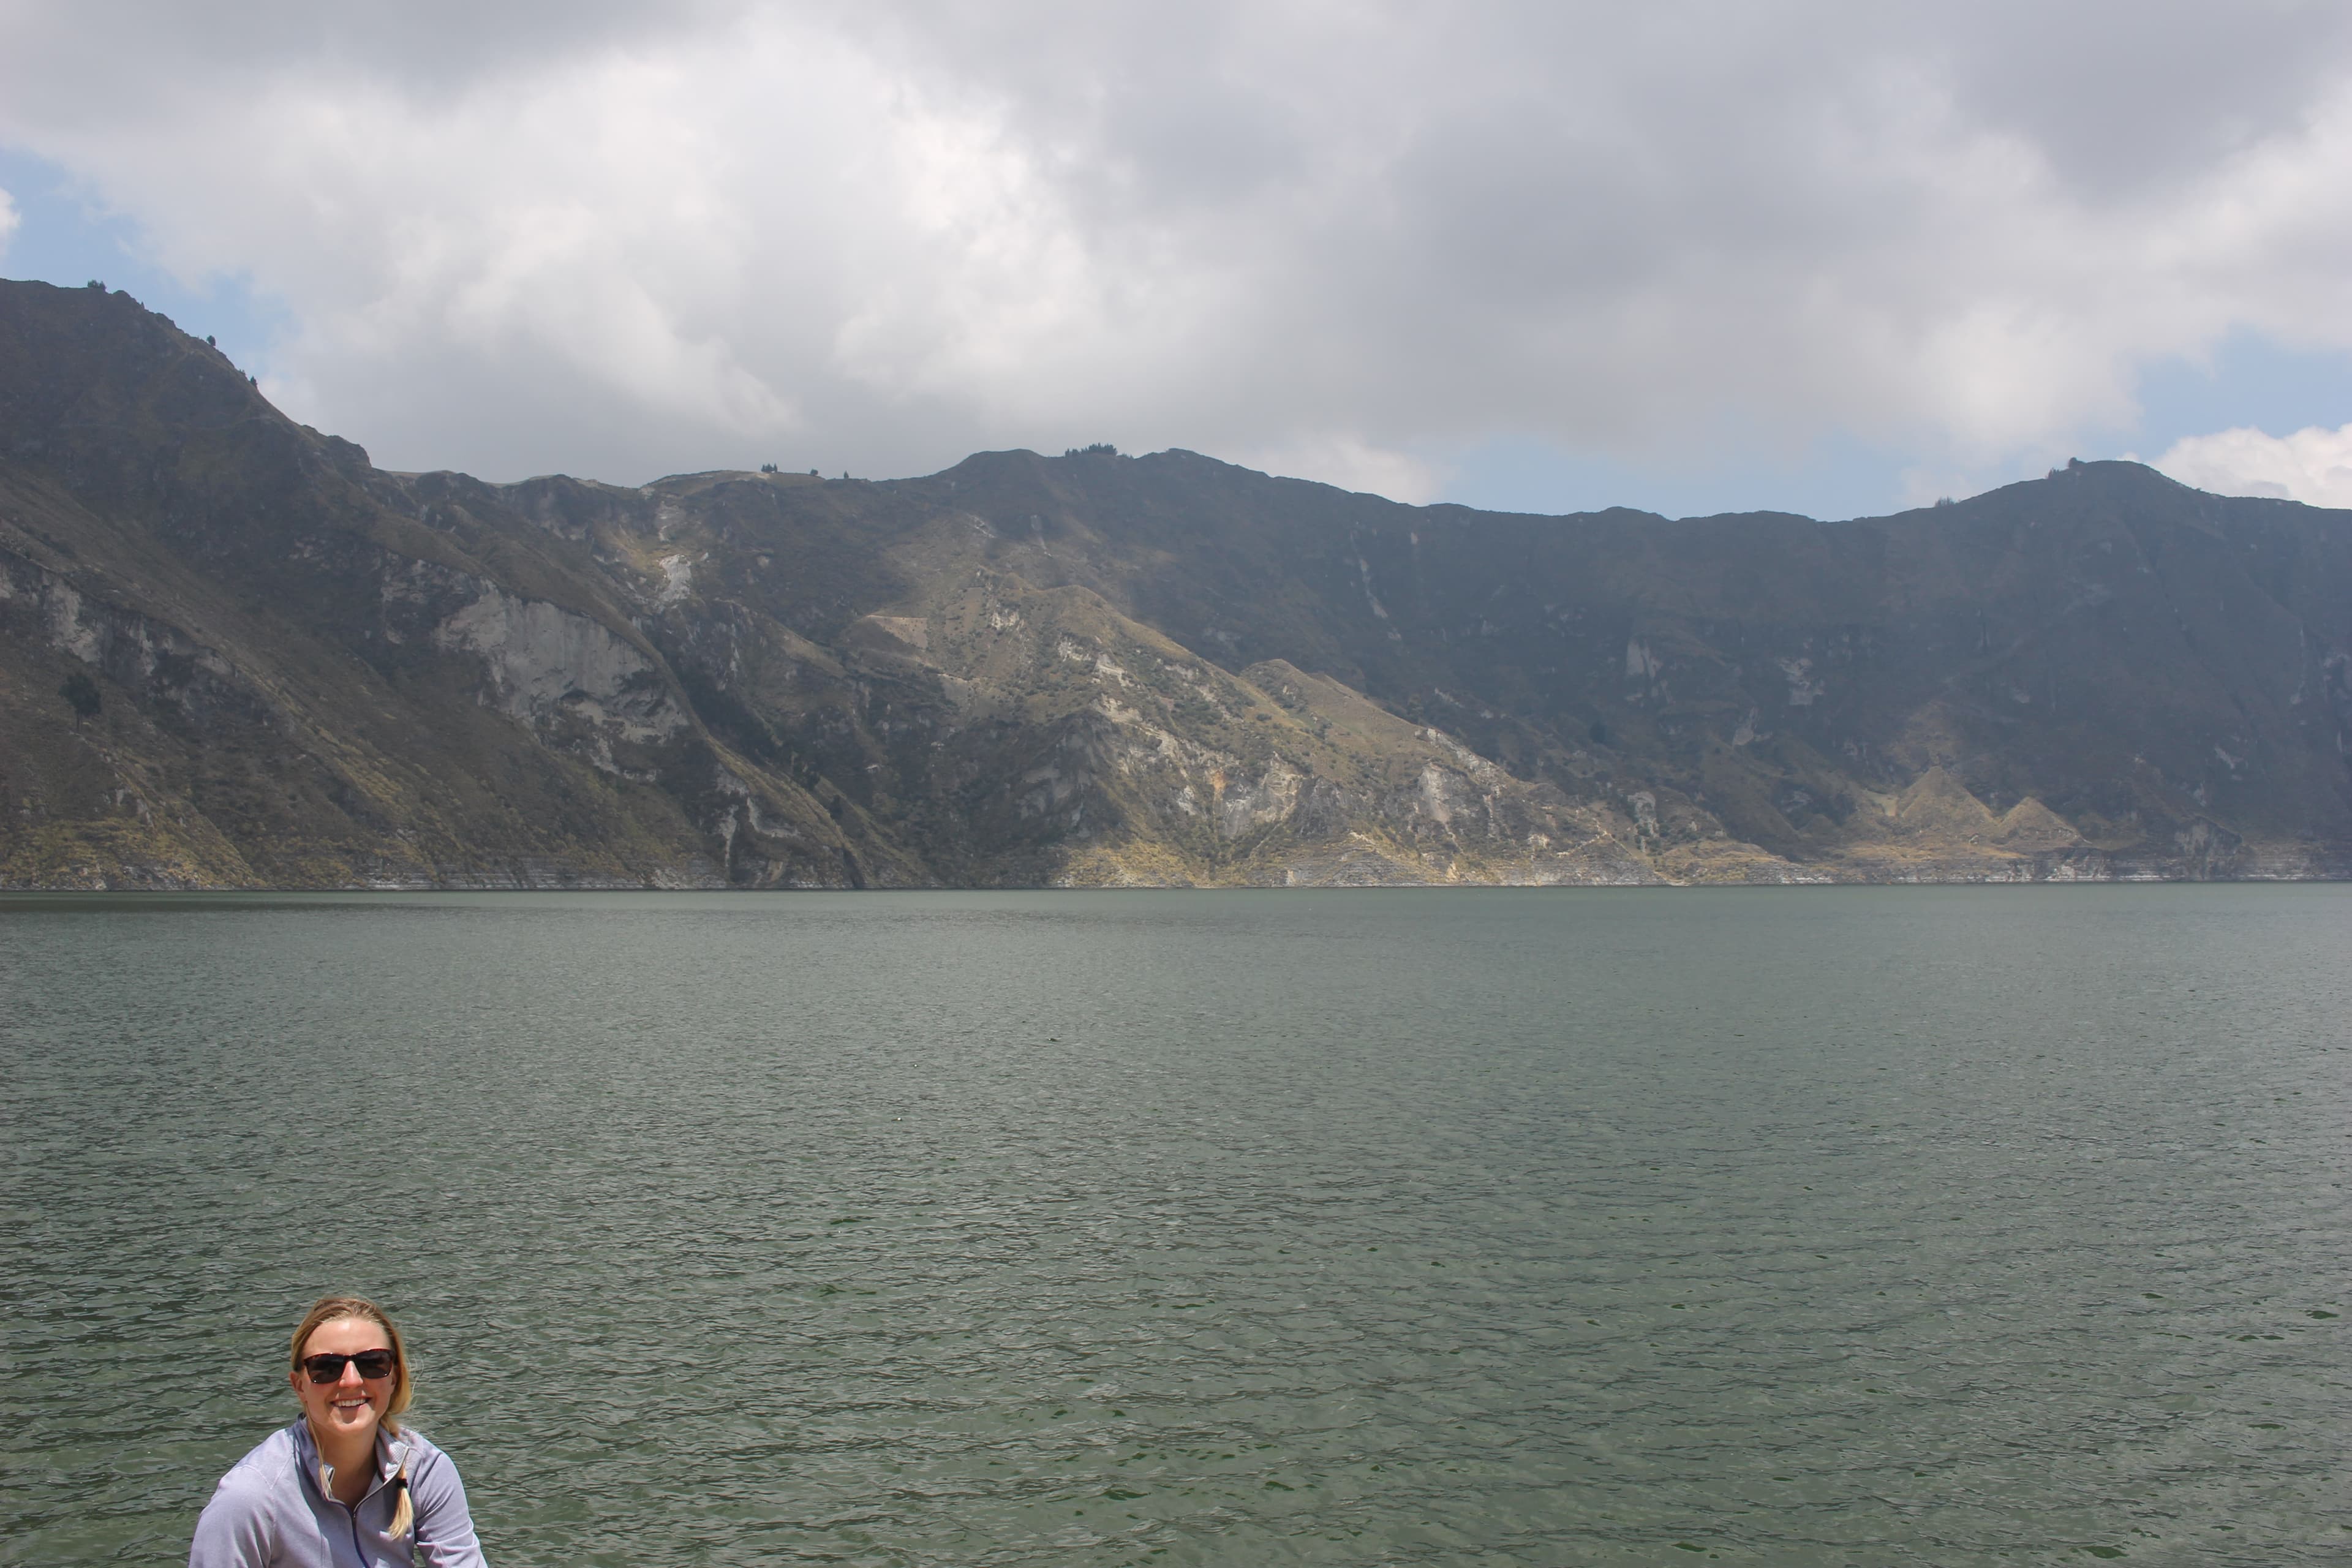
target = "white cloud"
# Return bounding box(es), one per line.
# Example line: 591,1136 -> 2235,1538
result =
1236,435 -> 1441,504
2153,423 -> 2352,508
1,3 -> 2350,488
0,186 -> 17,264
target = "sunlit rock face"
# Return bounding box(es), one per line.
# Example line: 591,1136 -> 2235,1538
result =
4,280 -> 2351,887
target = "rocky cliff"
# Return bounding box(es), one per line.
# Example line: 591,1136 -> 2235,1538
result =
4,279 -> 2349,886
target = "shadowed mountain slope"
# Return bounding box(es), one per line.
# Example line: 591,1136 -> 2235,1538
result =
4,279 -> 2349,886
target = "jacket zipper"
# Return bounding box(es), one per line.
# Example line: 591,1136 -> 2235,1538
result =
322,1449 -> 401,1566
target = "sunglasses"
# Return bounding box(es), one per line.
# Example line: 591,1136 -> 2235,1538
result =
301,1350 -> 397,1384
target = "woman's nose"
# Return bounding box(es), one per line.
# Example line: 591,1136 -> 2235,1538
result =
337,1362 -> 366,1387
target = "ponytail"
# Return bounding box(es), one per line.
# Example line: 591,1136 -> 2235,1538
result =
386,1461 -> 413,1540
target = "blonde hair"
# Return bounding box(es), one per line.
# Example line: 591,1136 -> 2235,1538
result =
290,1295 -> 415,1540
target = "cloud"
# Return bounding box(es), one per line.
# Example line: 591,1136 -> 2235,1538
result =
2152,423 -> 2352,508
3,3 -> 2351,496
0,186 -> 17,264
1235,435 -> 1443,505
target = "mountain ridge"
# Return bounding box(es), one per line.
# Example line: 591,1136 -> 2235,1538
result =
4,278 -> 2348,888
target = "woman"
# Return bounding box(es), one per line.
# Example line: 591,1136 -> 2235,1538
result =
190,1296 -> 487,1567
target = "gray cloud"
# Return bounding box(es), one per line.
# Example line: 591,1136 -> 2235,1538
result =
3,1 -> 2349,499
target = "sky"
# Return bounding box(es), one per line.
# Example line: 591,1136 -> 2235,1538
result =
3,1 -> 2351,520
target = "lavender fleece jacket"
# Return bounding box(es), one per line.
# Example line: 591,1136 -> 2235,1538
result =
189,1419 -> 486,1567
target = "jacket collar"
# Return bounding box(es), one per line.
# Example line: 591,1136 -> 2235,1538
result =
290,1417 -> 409,1504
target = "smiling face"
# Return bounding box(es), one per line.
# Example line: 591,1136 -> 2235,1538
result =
289,1316 -> 398,1449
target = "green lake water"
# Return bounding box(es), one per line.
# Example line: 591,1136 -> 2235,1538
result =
3,886 -> 2347,1566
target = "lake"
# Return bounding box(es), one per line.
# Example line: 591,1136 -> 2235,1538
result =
3,887 -> 2346,1565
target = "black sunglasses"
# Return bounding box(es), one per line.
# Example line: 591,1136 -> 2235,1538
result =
301,1350 -> 397,1384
